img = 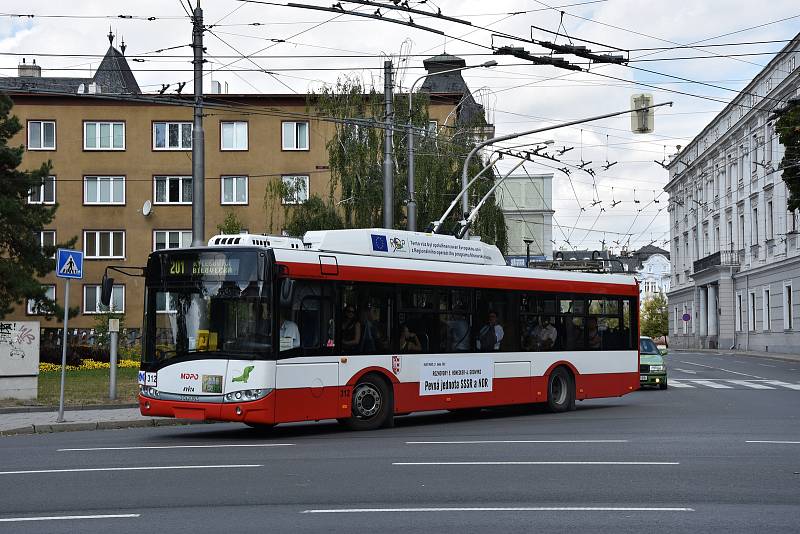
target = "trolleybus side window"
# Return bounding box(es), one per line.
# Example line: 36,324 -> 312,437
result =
475,289 -> 515,352
284,280 -> 334,354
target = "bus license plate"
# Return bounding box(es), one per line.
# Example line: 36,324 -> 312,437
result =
640,374 -> 648,381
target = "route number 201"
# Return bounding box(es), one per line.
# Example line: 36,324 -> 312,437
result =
170,261 -> 186,275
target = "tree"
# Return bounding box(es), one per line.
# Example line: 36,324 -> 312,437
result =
0,95 -> 74,318
216,211 -> 245,235
775,98 -> 800,211
641,293 -> 669,341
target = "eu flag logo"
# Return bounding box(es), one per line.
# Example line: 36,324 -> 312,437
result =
371,234 -> 388,252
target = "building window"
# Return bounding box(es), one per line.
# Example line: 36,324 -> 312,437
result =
84,230 -> 125,259
27,285 -> 56,315
84,284 -> 124,314
739,214 -> 745,249
752,208 -> 759,244
28,175 -> 55,204
154,176 -> 192,204
220,121 -> 248,150
40,230 -> 56,258
766,201 -> 773,240
281,175 -> 309,204
763,288 -> 771,331
427,120 -> 438,135
281,121 -> 309,150
765,123 -> 774,164
84,176 -> 125,205
749,291 -> 757,332
784,282 -> 794,330
752,133 -> 759,174
27,120 -> 55,150
221,175 -> 248,204
674,306 -> 679,334
153,230 -> 192,251
153,121 -> 192,150
84,121 -> 125,150
736,293 -> 742,331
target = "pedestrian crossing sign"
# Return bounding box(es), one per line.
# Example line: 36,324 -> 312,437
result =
56,249 -> 83,279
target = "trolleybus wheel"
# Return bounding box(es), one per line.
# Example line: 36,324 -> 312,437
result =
342,374 -> 392,431
547,367 -> 574,413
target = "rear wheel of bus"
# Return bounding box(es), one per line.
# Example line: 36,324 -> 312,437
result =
547,366 -> 575,413
341,374 -> 393,431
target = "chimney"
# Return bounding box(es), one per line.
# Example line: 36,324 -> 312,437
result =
18,58 -> 42,78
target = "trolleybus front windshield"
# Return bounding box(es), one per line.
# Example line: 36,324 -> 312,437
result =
143,250 -> 272,364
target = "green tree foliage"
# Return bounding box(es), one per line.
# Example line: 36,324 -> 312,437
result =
92,309 -> 125,349
776,99 -> 800,211
0,95 -> 74,318
216,211 -> 245,235
641,293 -> 669,341
264,76 -> 507,252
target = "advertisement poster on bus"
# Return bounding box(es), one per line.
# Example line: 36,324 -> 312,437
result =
419,357 -> 493,396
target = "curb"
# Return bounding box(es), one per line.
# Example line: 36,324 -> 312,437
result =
0,403 -> 139,415
0,418 -> 219,437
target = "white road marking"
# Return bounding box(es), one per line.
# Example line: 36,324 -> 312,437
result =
672,368 -> 698,374
302,507 -> 694,513
689,380 -> 733,389
726,380 -> 774,389
59,444 -> 294,452
393,461 -> 679,466
757,364 -> 777,368
0,514 -> 139,523
746,440 -> 800,444
762,380 -> 800,391
667,379 -> 694,388
405,440 -> 629,445
0,464 -> 261,475
679,361 -> 764,379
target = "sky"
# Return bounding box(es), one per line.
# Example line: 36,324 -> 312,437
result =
1,0 -> 798,254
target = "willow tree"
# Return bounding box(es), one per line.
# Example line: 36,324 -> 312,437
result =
264,75 -> 507,253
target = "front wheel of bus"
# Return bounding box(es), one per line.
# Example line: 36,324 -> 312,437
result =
547,367 -> 574,413
342,375 -> 393,431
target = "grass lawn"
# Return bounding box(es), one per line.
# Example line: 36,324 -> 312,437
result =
0,368 -> 139,408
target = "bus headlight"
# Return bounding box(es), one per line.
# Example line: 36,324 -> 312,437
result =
224,388 -> 272,403
140,386 -> 160,399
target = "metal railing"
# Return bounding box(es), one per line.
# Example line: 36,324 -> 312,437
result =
693,247 -> 740,272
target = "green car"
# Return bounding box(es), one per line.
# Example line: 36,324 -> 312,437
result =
639,336 -> 667,389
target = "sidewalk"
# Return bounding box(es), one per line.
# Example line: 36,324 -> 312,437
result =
670,347 -> 800,363
0,405 -> 213,436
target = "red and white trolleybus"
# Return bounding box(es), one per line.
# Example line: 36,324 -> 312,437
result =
128,229 -> 639,430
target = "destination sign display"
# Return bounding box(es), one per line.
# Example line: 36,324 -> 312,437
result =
148,250 -> 262,283
168,258 -> 240,277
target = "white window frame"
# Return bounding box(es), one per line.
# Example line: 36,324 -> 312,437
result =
674,306 -> 679,334
220,175 -> 249,205
220,121 -> 248,151
27,120 -> 56,150
83,176 -> 125,205
83,284 -> 124,314
40,230 -> 56,259
83,121 -> 125,150
84,230 -> 125,259
281,175 -> 309,204
762,287 -> 771,332
27,285 -> 56,315
28,175 -> 55,205
153,230 -> 192,251
749,291 -> 757,332
735,293 -> 743,332
281,121 -> 309,151
766,201 -> 773,240
154,176 -> 192,205
784,282 -> 794,330
153,121 -> 192,150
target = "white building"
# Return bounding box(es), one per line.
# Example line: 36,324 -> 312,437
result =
496,173 -> 554,264
638,252 -> 671,303
664,35 -> 800,353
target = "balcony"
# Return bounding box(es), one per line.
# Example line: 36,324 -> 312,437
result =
693,248 -> 740,273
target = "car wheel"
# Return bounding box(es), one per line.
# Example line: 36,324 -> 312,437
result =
342,374 -> 393,431
659,379 -> 668,390
547,367 -> 574,413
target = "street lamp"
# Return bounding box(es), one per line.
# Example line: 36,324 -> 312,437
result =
523,237 -> 534,267
406,59 -> 497,231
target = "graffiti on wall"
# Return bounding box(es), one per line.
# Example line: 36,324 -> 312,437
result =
0,321 -> 40,376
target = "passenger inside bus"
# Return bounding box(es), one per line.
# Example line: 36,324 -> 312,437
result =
477,311 -> 504,351
398,324 -> 422,353
279,308 -> 300,350
341,305 -> 362,352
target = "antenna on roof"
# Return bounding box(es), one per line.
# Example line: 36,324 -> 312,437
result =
107,28 -> 114,46
120,36 -> 126,55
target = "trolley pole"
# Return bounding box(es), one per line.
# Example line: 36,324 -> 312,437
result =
191,1 -> 206,246
108,318 -> 119,400
382,60 -> 394,229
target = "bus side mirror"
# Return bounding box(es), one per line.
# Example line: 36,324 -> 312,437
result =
100,273 -> 114,307
279,278 -> 294,307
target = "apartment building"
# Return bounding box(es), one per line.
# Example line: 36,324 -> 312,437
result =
1,39 -> 473,337
664,34 -> 800,353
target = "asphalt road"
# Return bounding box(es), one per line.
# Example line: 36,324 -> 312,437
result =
1,350 -> 798,533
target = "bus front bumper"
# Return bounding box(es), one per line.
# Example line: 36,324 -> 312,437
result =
139,392 -> 276,425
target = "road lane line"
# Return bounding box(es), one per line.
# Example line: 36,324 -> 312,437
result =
726,380 -> 774,389
689,380 -> 733,389
59,444 -> 294,452
0,514 -> 140,523
393,461 -> 679,466
667,379 -> 694,388
762,380 -> 800,391
0,464 -> 262,475
672,368 -> 698,374
757,364 -> 777,368
405,440 -> 629,445
746,440 -> 800,444
302,507 -> 694,513
679,361 -> 764,379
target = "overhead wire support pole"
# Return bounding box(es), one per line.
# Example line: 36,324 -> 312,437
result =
191,0 -> 206,247
455,101 -> 673,238
383,60 -> 394,229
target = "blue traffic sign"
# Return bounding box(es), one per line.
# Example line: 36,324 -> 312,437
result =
56,249 -> 83,279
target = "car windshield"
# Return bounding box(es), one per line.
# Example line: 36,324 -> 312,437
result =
144,280 -> 272,363
639,338 -> 660,355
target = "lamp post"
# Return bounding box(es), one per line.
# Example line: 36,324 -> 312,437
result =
406,60 -> 497,231
523,237 -> 534,267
